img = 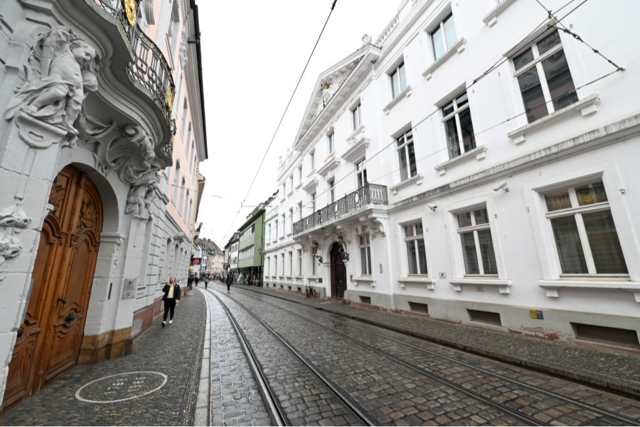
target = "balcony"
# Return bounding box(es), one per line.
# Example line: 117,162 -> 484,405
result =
87,0 -> 176,159
293,184 -> 388,236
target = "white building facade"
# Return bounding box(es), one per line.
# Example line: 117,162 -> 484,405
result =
264,0 -> 640,349
0,0 -> 207,410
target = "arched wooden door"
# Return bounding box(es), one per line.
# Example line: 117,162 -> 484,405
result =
330,243 -> 347,299
3,166 -> 103,410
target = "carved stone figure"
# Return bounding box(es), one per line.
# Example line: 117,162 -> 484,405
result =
321,83 -> 335,107
362,34 -> 373,46
5,27 -> 99,147
0,203 -> 32,281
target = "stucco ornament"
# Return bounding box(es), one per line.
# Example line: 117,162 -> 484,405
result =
5,27 -> 99,148
0,203 -> 32,281
124,0 -> 137,26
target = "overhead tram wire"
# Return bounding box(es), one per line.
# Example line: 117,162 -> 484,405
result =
269,67 -> 623,228
533,0 -> 624,72
221,0 -> 339,241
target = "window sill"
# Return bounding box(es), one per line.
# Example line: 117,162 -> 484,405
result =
508,94 -> 600,144
342,133 -> 370,164
397,277 -> 435,290
353,276 -> 376,286
422,38 -> 466,80
302,176 -> 319,194
434,145 -> 487,176
389,174 -> 423,195
482,0 -> 517,27
295,183 -> 302,190
287,191 -> 294,197
286,232 -> 293,237
383,85 -> 412,115
449,278 -> 512,294
538,280 -> 640,302
317,154 -> 341,177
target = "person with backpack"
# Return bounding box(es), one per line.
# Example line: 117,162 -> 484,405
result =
226,274 -> 232,292
204,275 -> 209,290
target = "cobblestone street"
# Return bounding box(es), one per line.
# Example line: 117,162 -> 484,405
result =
3,282 -> 640,426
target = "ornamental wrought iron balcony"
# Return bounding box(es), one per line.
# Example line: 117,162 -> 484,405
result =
293,184 -> 388,236
89,0 -> 176,135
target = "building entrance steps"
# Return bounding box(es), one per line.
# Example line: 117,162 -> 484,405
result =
241,286 -> 640,399
2,291 -> 206,426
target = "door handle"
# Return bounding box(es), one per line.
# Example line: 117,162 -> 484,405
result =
65,313 -> 75,324
17,328 -> 23,338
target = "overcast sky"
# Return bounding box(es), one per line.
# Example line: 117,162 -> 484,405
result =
196,0 -> 401,247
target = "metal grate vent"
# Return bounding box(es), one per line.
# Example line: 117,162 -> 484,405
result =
468,309 -> 502,326
572,323 -> 640,348
297,287 -> 302,292
360,296 -> 371,305
409,302 -> 429,314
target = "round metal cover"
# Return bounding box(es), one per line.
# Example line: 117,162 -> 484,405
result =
76,371 -> 168,403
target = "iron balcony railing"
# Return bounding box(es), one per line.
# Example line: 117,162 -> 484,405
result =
89,0 -> 176,132
293,184 -> 388,236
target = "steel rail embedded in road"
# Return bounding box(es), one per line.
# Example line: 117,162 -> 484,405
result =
207,288 -> 375,426
202,290 -> 287,426
232,287 -> 639,426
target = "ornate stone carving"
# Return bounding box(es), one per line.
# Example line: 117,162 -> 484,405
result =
5,27 -> 99,148
362,34 -> 372,46
124,0 -> 137,26
0,203 -> 31,281
179,30 -> 189,69
91,125 -> 161,219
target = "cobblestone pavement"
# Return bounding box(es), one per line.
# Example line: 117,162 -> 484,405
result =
3,290 -> 206,426
210,287 -> 364,426
199,288 -> 270,426
214,283 -> 640,426
240,285 -> 640,397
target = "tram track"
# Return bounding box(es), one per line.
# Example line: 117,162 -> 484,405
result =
204,288 -> 374,426
229,286 -> 640,426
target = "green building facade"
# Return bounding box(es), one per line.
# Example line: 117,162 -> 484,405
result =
237,208 -> 266,285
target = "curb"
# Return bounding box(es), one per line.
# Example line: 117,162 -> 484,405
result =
194,288 -> 211,426
245,286 -> 640,400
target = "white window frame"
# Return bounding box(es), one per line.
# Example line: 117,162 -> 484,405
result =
297,249 -> 303,276
356,159 -> 368,189
359,234 -> 372,276
298,166 -> 303,185
456,208 -> 498,276
544,182 -> 628,277
431,13 -> 457,61
396,129 -> 417,182
352,103 -> 362,131
310,151 -> 315,171
298,202 -> 303,221
328,132 -> 335,154
512,30 -> 577,121
404,222 -> 428,276
390,63 -> 407,99
311,193 -> 316,213
289,251 -> 293,276
442,92 -> 475,159
328,178 -> 335,204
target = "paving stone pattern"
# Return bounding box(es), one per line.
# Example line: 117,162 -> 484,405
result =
238,289 -> 640,426
220,286 -> 525,426
201,289 -> 270,426
211,287 -> 364,426
3,290 -> 206,426
242,285 -> 640,396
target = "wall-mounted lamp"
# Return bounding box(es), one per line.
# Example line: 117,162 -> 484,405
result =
337,235 -> 350,262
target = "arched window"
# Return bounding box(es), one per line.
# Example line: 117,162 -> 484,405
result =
184,190 -> 190,221
188,199 -> 193,228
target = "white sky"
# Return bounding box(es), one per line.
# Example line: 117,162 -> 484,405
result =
196,0 -> 401,247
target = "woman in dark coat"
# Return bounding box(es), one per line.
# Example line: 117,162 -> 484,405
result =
162,276 -> 181,327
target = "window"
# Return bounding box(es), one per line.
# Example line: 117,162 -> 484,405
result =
311,251 -> 316,276
431,14 -> 457,60
289,175 -> 294,194
328,179 -> 335,204
180,98 -> 188,136
297,250 -> 302,276
183,189 -> 189,219
281,214 -> 286,237
328,132 -> 335,154
544,181 -> 627,275
178,177 -> 185,215
281,254 -> 285,275
188,200 -> 192,227
266,257 -> 270,275
268,224 -> 272,242
311,193 -> 316,213
240,224 -> 255,243
289,208 -> 293,234
298,202 -> 303,221
457,208 -> 498,275
352,103 -> 362,131
396,129 -> 417,182
513,30 -> 578,124
172,162 -> 180,203
275,220 -> 278,241
274,255 -> 278,276
298,166 -> 303,185
405,223 -> 428,275
239,245 -> 255,261
360,234 -> 372,275
289,251 -> 293,276
310,151 -> 315,170
356,159 -> 368,189
390,63 -> 407,98
442,92 -> 476,159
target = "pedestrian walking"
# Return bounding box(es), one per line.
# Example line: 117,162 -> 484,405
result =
187,274 -> 194,291
226,274 -> 232,292
194,275 -> 200,288
204,275 -> 209,289
161,276 -> 181,327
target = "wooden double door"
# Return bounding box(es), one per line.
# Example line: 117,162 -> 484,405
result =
330,243 -> 347,299
3,166 -> 103,410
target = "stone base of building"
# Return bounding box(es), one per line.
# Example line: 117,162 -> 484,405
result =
77,328 -> 133,365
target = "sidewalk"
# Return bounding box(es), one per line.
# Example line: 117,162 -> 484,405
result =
3,289 -> 206,426
241,286 -> 640,399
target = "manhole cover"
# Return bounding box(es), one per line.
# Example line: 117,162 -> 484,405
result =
76,371 -> 168,403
